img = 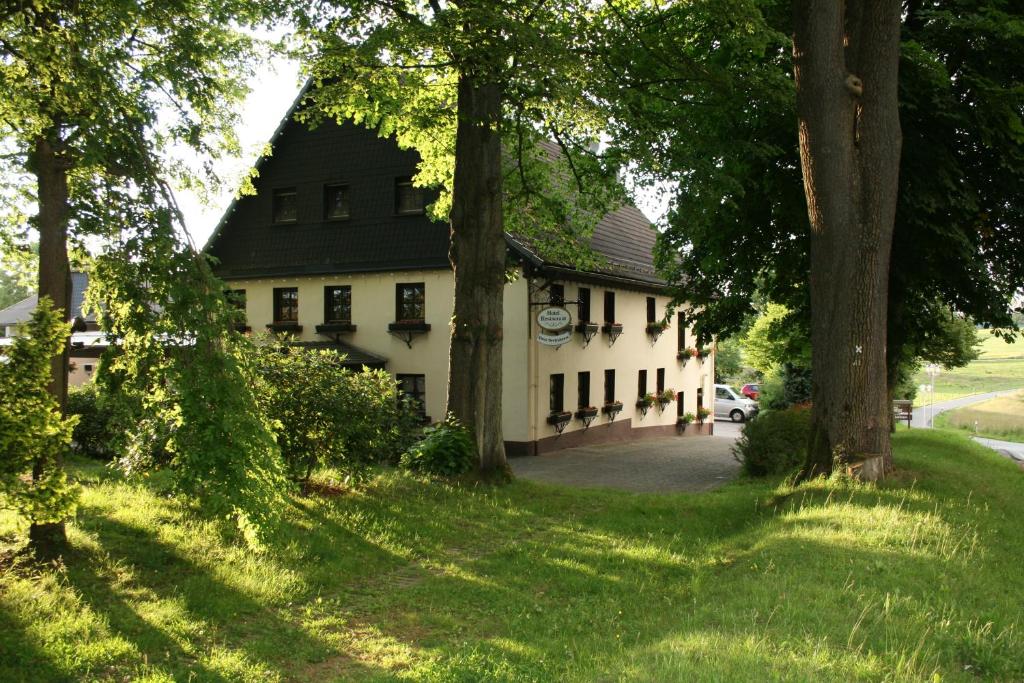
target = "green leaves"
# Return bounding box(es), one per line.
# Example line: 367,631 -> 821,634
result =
0,298 -> 79,524
293,0 -> 625,264
249,339 -> 420,484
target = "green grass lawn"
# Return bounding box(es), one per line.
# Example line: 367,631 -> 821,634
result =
934,390 -> 1024,443
914,329 -> 1024,405
2,431 -> 1023,682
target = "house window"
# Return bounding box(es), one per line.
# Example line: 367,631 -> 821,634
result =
272,187 -> 298,223
577,371 -> 590,409
225,290 -> 244,317
638,369 -> 647,397
677,391 -> 685,416
550,374 -> 564,413
549,284 -> 564,306
604,369 -> 615,404
396,283 -> 425,322
397,374 -> 426,417
604,291 -> 616,323
226,289 -> 246,310
578,288 -> 591,322
324,184 -> 350,220
678,312 -> 686,349
396,177 -> 425,214
656,368 -> 665,394
647,297 -> 656,323
84,364 -> 94,373
273,287 -> 298,324
227,289 -> 248,329
324,285 -> 351,323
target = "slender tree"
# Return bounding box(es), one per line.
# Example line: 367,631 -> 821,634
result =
0,0 -> 286,552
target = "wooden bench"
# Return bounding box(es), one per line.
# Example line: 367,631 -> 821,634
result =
893,400 -> 913,428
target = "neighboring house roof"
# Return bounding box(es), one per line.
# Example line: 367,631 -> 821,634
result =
0,272 -> 95,326
291,340 -> 388,369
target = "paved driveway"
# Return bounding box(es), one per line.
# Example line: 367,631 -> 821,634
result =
510,428 -> 740,493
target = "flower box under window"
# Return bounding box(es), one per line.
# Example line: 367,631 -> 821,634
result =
266,322 -> 303,333
388,320 -> 431,332
602,401 -> 624,419
316,322 -> 358,334
601,322 -> 624,345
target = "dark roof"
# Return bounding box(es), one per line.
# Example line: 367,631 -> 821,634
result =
289,340 -> 387,369
207,83 -> 662,290
505,205 -> 664,291
205,89 -> 449,280
0,272 -> 94,325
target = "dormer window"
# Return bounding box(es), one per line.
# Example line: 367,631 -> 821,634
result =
324,184 -> 350,220
395,177 -> 425,215
273,188 -> 298,223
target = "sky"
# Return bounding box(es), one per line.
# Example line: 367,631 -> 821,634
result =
175,57 -> 304,248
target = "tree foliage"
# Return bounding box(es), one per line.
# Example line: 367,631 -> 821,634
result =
0,298 -> 78,526
600,0 -> 1024,362
740,303 -> 811,376
89,224 -> 288,548
0,0 -> 292,547
289,0 -> 625,475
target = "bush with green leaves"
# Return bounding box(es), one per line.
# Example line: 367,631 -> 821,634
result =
400,416 -> 476,477
67,383 -> 115,460
251,341 -> 420,483
732,407 -> 812,476
0,298 -> 79,525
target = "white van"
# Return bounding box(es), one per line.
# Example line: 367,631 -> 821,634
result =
713,384 -> 759,422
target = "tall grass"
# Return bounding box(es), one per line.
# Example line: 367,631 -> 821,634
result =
2,430 -> 1022,681
935,390 -> 1024,443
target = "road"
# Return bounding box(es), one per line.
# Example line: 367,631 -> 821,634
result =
972,436 -> 1024,466
910,388 -> 1022,428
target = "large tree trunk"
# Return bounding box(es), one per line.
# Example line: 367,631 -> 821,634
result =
446,73 -> 508,478
793,0 -> 903,480
29,133 -> 71,554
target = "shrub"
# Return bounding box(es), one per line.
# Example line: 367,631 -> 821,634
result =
251,341 -> 421,482
732,408 -> 812,476
67,383 -> 115,460
400,416 -> 476,477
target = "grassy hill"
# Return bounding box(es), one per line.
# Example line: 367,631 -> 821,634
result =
2,431 -> 1023,681
914,329 -> 1024,405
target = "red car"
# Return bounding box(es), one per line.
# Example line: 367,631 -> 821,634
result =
741,383 -> 760,400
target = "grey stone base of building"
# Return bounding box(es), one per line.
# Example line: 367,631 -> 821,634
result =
506,419 -> 714,458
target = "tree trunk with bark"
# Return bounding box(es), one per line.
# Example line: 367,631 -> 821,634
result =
793,0 -> 903,479
28,132 -> 72,554
446,73 -> 508,478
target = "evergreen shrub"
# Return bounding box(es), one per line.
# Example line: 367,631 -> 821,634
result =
400,415 -> 476,477
733,407 -> 811,476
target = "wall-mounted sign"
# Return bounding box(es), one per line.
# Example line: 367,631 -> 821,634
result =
537,306 -> 572,332
537,329 -> 573,347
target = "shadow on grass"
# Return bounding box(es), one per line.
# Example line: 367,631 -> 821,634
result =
60,514 -> 393,682
0,596 -> 72,683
